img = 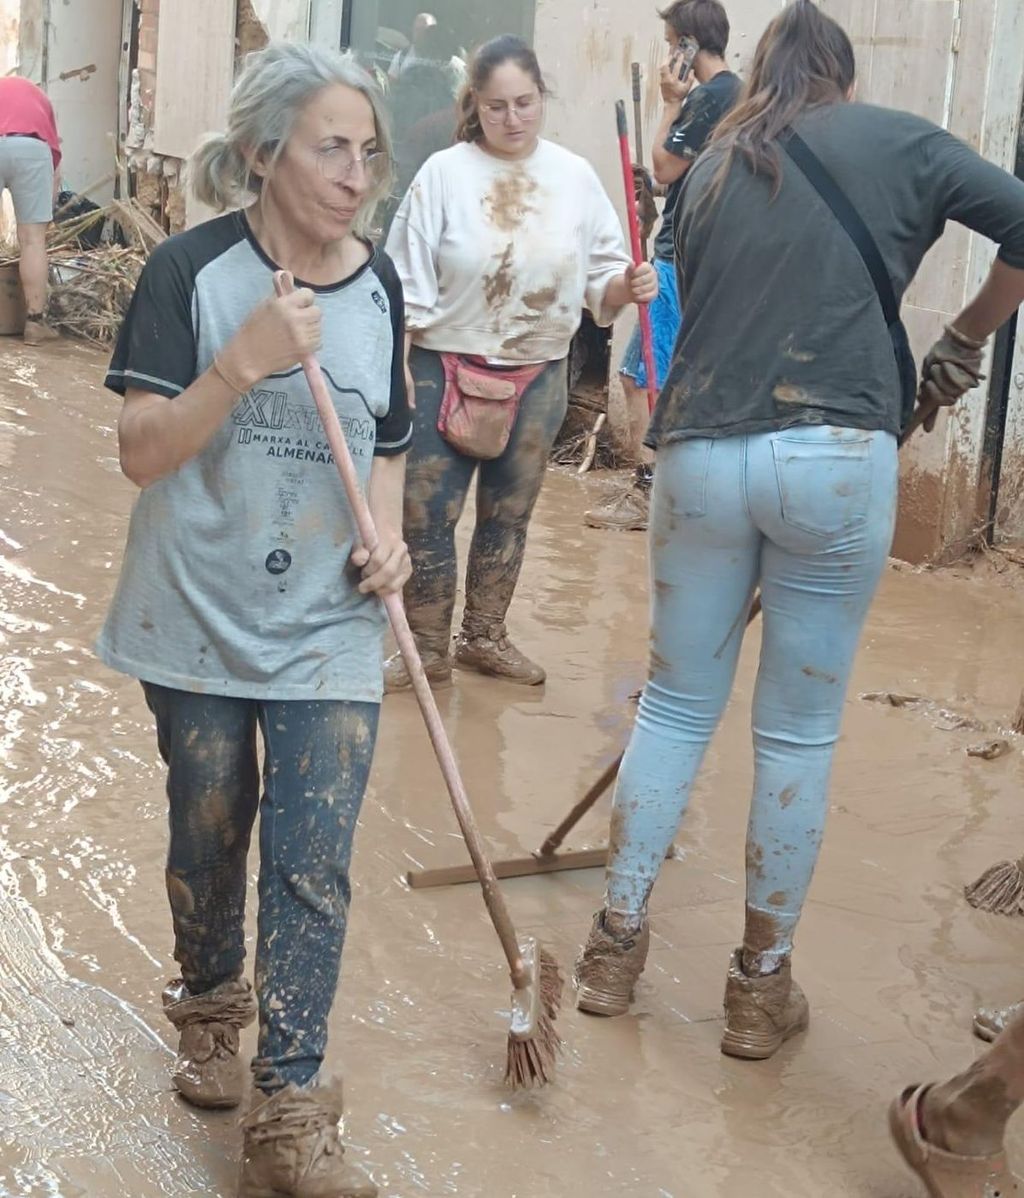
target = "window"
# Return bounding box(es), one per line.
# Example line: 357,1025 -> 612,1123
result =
343,0 -> 536,228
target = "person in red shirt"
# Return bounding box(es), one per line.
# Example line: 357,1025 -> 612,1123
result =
0,76 -> 61,344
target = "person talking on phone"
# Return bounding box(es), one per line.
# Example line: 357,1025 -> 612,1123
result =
585,0 -> 740,533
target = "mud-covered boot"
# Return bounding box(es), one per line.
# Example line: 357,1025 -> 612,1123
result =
720,950 -> 809,1060
238,1084 -> 378,1198
382,648 -> 452,694
974,998 -> 1024,1043
454,622 -> 545,686
163,977 -> 257,1109
574,911 -> 650,1017
584,468 -> 652,532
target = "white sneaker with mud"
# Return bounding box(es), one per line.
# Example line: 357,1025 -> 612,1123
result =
238,1084 -> 378,1198
23,319 -> 59,346
574,911 -> 650,1017
584,485 -> 650,532
162,977 -> 257,1109
454,626 -> 545,685
382,649 -> 452,694
974,999 -> 1024,1043
720,950 -> 810,1060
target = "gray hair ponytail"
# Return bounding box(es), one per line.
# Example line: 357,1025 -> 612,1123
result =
189,42 -> 394,235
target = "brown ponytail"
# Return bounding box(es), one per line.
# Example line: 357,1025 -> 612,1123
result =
709,0 -> 855,197
455,34 -> 548,143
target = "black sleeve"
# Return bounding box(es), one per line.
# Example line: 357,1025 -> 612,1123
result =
664,89 -> 721,164
925,128 -> 1024,270
105,237 -> 198,399
373,251 -> 413,457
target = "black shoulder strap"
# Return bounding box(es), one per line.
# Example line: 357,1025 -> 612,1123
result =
782,131 -> 899,327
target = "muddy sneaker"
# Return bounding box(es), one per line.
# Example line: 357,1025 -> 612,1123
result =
574,910 -> 650,1017
454,624 -> 545,686
382,650 -> 453,694
163,977 -> 257,1110
974,999 -> 1024,1043
23,318 -> 59,346
720,949 -> 810,1060
584,484 -> 650,532
238,1084 -> 377,1198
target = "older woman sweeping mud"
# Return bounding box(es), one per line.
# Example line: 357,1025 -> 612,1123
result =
383,35 -> 657,690
575,0 -> 1024,1074
98,44 -> 411,1198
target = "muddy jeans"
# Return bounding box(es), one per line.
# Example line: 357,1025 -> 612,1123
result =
606,426 -> 898,969
402,346 -> 568,654
143,683 -> 379,1093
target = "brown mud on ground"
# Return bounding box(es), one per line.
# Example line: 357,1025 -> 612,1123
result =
2,340 -> 1024,1195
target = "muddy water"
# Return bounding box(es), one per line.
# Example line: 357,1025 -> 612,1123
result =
2,338 -> 1024,1196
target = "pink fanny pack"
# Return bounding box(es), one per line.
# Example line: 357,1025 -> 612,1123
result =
437,354 -> 546,460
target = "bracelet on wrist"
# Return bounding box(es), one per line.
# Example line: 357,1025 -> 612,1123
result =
946,324 -> 987,351
211,353 -> 251,395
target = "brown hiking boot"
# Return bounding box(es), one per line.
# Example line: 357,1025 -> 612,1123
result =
454,624 -> 545,686
974,998 -> 1024,1043
584,484 -> 650,531
720,950 -> 810,1060
574,910 -> 650,1017
163,977 -> 257,1110
382,649 -> 452,694
238,1084 -> 377,1198
23,318 -> 59,345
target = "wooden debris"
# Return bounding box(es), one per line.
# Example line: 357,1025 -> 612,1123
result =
0,198 -> 163,346
577,413 -> 606,475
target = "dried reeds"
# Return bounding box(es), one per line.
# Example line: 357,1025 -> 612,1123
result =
0,198 -> 164,346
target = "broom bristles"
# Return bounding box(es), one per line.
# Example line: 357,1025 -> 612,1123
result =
505,947 -> 564,1089
965,857 -> 1024,915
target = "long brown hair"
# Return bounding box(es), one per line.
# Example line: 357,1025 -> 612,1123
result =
709,1 -> 854,197
455,35 -> 548,143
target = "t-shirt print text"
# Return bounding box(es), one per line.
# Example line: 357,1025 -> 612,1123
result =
232,385 -> 375,462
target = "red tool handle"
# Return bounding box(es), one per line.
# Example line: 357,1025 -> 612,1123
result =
616,101 -> 658,415
272,270 -> 529,990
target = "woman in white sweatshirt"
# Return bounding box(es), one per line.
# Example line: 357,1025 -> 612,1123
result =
384,34 -> 657,689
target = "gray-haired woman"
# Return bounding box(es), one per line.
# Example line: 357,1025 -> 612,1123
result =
99,44 -> 410,1198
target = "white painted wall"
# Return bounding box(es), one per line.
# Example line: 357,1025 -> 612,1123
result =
24,0 -> 122,199
255,0 -> 313,42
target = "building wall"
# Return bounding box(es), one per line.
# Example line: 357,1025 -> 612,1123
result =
19,0 -> 122,200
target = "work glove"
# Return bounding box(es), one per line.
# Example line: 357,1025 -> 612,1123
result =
917,324 -> 987,432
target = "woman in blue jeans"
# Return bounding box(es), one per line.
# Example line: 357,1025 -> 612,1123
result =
575,0 -> 1024,1072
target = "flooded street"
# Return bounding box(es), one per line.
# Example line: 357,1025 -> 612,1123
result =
2,338 -> 1024,1197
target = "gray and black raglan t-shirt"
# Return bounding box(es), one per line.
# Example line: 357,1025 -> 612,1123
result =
648,101 -> 1024,445
98,211 -> 412,703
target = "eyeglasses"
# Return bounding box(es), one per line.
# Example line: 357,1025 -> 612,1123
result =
312,144 -> 392,185
479,97 -> 543,125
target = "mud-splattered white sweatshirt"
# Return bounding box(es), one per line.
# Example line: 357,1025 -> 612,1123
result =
385,139 -> 632,364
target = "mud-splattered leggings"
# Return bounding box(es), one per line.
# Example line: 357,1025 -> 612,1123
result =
606,426 -> 898,971
143,683 -> 379,1092
402,347 -> 568,653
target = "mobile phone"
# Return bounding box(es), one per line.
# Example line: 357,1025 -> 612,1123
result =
677,36 -> 699,80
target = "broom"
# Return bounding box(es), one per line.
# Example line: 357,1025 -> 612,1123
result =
273,272 -> 562,1086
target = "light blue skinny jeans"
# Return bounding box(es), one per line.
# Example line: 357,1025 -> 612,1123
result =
606,425 -> 899,971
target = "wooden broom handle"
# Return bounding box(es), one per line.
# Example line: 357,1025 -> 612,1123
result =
273,271 -> 530,990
